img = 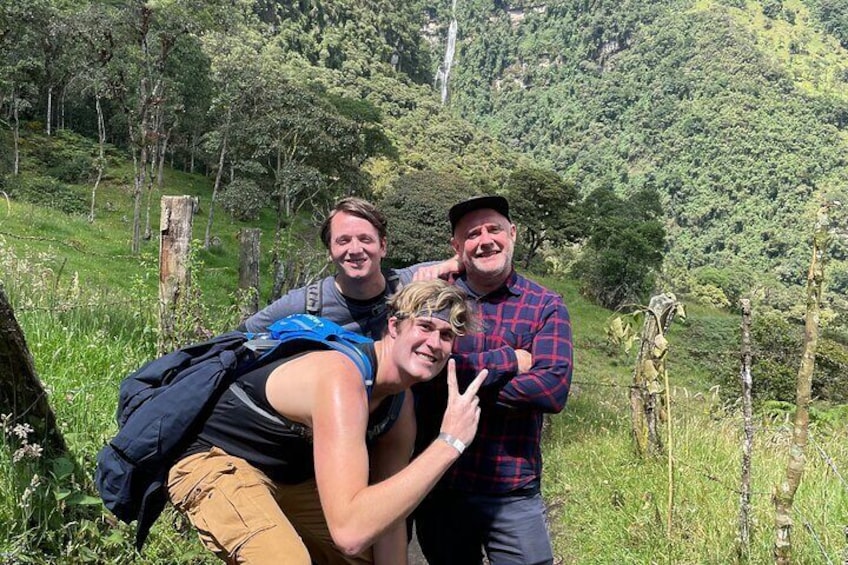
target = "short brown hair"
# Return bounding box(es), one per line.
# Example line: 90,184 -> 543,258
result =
320,197 -> 387,249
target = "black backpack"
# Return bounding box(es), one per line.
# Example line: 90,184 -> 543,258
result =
95,315 -> 374,549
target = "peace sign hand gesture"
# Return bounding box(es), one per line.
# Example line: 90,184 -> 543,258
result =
438,359 -> 487,451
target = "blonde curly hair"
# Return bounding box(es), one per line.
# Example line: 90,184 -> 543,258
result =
387,279 -> 475,337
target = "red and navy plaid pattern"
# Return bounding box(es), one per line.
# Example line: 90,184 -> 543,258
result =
442,270 -> 573,493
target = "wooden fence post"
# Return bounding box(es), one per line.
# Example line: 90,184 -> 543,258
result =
158,195 -> 196,354
630,293 -> 678,458
0,288 -> 67,458
737,298 -> 754,558
237,228 -> 261,321
774,204 -> 830,564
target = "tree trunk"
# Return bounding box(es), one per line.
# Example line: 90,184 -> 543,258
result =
737,298 -> 754,559
129,116 -> 147,255
189,131 -> 196,173
144,107 -> 166,242
89,94 -> 107,223
238,228 -> 262,322
46,85 -> 53,136
0,288 -> 67,458
205,114 -> 230,249
59,83 -> 66,130
158,196 -> 196,355
157,127 -> 170,192
12,87 -> 20,176
773,205 -> 830,564
630,293 -> 677,457
143,154 -> 156,241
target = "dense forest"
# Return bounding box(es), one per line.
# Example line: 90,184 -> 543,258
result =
443,0 -> 848,322
3,0 -> 848,325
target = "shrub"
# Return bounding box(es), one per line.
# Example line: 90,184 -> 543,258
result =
219,178 -> 267,221
691,283 -> 730,309
691,266 -> 756,310
816,338 -> 848,402
46,153 -> 92,183
5,175 -> 88,215
28,130 -> 95,184
719,310 -> 848,405
762,0 -> 783,19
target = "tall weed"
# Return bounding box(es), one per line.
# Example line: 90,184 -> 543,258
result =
0,240 -> 225,562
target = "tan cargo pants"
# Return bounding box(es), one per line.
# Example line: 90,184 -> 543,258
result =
167,447 -> 372,565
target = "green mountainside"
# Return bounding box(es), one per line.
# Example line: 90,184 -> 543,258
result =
437,0 -> 848,301
3,3 -> 848,561
3,0 -> 848,318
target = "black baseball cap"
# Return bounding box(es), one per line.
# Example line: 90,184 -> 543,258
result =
448,195 -> 511,233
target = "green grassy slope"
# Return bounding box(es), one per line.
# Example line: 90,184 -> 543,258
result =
535,274 -> 847,564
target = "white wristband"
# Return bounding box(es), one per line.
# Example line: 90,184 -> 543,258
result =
437,432 -> 467,454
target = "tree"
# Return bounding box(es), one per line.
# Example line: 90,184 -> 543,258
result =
0,288 -> 67,459
773,204 -> 830,563
504,166 -> 581,270
574,186 -> 666,309
101,0 -> 240,254
0,0 -> 51,175
70,2 -> 120,223
380,170 -> 475,265
200,23 -> 264,248
813,0 -> 848,48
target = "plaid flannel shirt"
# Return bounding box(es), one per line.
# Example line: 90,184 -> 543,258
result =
423,270 -> 573,494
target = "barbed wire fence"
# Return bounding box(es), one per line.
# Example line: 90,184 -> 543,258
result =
569,374 -> 846,561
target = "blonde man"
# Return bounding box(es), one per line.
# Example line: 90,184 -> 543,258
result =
169,280 -> 487,564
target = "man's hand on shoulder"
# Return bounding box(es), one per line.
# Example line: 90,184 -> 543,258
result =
413,255 -> 462,282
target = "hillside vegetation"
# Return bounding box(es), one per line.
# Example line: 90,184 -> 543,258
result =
2,141 -> 846,563
442,0 -> 848,327
2,0 -> 848,562
4,0 -> 848,324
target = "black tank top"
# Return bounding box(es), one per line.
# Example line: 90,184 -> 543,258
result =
181,343 -> 404,483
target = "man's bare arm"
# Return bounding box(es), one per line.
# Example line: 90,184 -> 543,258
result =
311,359 -> 487,557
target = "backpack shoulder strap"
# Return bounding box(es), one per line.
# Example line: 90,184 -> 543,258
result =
385,268 -> 402,297
305,280 -> 323,316
262,314 -> 374,388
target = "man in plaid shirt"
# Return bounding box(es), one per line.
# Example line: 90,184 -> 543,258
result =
413,195 -> 573,565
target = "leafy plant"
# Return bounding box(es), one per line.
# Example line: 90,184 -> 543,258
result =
219,178 -> 267,221
5,175 -> 88,215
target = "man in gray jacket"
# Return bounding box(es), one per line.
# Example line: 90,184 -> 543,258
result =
242,197 -> 456,338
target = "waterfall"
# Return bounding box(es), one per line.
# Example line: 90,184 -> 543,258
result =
441,0 -> 458,105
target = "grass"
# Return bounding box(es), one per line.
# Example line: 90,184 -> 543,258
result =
533,280 -> 847,564
1,132 -> 847,563
542,315 -> 848,564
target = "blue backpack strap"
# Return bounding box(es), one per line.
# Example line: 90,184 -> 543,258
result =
263,314 -> 374,388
